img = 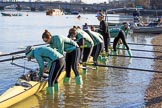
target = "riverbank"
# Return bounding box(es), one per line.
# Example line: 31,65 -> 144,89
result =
145,34 -> 162,107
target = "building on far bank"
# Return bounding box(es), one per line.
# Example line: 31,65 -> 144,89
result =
150,0 -> 162,9
70,0 -> 81,3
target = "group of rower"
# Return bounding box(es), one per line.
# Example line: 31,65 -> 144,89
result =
25,12 -> 132,94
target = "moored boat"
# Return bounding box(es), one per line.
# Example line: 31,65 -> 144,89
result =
132,26 -> 162,34
131,22 -> 162,34
71,11 -> 79,15
46,9 -> 64,16
1,12 -> 23,16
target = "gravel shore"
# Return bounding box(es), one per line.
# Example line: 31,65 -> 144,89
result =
145,34 -> 162,108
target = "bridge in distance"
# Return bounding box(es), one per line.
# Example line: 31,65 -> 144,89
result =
0,2 -> 109,12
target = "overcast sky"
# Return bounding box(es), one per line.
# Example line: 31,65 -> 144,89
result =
53,0 -> 109,4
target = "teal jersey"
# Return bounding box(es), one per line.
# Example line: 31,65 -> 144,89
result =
87,30 -> 103,46
120,25 -> 130,36
50,35 -> 79,54
32,47 -> 63,78
109,28 -> 120,38
76,29 -> 94,47
109,25 -> 130,38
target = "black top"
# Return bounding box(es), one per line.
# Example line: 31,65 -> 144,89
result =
98,20 -> 109,36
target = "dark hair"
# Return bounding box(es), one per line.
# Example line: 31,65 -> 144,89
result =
69,28 -> 76,34
42,30 -> 52,39
122,22 -> 128,25
90,25 -> 96,31
73,26 -> 77,29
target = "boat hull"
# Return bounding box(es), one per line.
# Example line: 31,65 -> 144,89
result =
1,12 -> 23,16
0,80 -> 47,108
0,57 -> 98,107
46,9 -> 64,16
0,70 -> 66,108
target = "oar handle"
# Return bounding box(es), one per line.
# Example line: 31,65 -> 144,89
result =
108,54 -> 162,60
117,48 -> 162,53
111,42 -> 162,47
96,64 -> 162,73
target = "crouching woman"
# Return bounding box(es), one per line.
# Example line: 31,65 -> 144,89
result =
25,46 -> 65,94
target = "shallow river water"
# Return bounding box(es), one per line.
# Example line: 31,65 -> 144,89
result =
0,11 -> 157,108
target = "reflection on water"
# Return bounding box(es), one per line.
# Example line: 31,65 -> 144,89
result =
0,12 -> 158,107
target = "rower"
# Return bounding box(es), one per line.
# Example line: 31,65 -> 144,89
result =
83,25 -> 104,66
109,22 -> 132,57
25,46 -> 65,94
42,30 -> 82,85
68,26 -> 94,74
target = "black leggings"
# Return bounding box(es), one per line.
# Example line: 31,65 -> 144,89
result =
91,43 -> 103,62
48,57 -> 65,87
103,33 -> 110,53
65,48 -> 80,78
113,30 -> 129,51
82,47 -> 93,64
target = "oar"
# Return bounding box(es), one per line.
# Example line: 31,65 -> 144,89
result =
110,42 -> 162,47
96,64 -> 162,73
0,50 -> 25,57
0,56 -> 26,62
117,48 -> 162,53
127,42 -> 162,47
0,43 -> 47,57
108,54 -> 162,60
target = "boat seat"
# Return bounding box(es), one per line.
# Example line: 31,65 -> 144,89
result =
15,82 -> 32,88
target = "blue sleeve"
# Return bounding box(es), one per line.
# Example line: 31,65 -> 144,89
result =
34,54 -> 45,79
56,37 -> 64,55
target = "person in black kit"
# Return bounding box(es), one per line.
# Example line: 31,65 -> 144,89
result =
133,9 -> 140,23
96,12 -> 110,54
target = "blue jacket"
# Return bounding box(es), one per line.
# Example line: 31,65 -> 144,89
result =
87,30 -> 103,46
30,46 -> 63,78
76,29 -> 94,47
50,35 -> 79,55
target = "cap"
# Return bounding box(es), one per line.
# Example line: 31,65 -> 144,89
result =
25,46 -> 33,61
96,12 -> 104,17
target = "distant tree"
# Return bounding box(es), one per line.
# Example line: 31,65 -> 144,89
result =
135,0 -> 150,8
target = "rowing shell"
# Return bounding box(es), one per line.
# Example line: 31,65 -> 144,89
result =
0,57 -> 107,108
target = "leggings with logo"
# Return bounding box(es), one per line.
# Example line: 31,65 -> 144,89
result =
48,57 -> 65,87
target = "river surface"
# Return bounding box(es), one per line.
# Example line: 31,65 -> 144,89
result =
0,11 -> 157,108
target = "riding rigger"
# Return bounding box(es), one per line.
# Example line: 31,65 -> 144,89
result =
83,26 -> 104,65
68,26 -> 94,74
42,30 -> 82,85
109,22 -> 132,57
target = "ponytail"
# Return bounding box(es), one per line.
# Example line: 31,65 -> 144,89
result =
42,29 -> 52,39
